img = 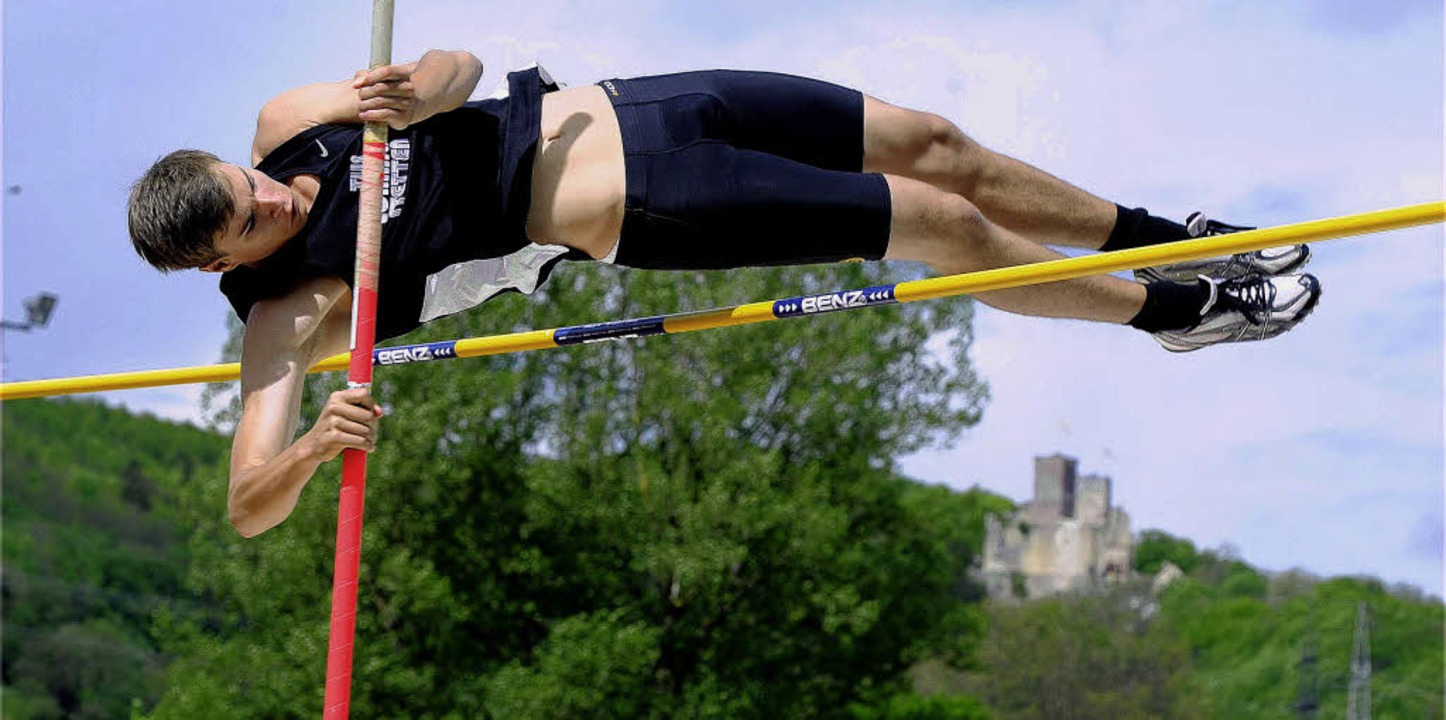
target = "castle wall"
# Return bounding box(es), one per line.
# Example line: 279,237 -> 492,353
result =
1095,507 -> 1134,580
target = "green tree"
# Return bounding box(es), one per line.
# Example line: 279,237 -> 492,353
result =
1132,529 -> 1201,576
849,691 -> 992,720
148,260 -> 991,717
122,460 -> 156,512
970,587 -> 1204,720
1,398 -> 228,718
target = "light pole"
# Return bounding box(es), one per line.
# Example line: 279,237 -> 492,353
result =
1,293 -> 58,332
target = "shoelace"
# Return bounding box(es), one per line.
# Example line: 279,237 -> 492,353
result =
1219,276 -> 1276,322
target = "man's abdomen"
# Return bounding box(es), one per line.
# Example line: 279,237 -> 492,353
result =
527,85 -> 626,259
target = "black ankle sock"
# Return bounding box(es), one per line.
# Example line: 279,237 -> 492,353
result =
1128,279 -> 1212,332
1101,205 -> 1191,252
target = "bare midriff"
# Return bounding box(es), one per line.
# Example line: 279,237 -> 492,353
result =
527,85 -> 627,259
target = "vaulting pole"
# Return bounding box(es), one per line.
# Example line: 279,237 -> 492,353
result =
0,201 -> 1441,401
323,2 -> 392,718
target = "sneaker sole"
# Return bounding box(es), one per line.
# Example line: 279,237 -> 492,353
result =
1155,275 -> 1323,353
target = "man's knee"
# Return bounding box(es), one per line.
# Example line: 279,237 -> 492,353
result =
886,176 -> 990,265
932,192 -> 989,244
864,100 -> 983,190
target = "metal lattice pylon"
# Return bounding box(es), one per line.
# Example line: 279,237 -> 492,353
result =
1347,601 -> 1372,720
1295,602 -> 1319,719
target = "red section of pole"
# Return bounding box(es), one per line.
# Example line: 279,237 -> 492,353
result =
322,2 -> 392,718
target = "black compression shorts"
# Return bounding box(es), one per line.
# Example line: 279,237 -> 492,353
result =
597,71 -> 892,270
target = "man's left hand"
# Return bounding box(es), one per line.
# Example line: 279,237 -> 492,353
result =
353,62 -> 420,130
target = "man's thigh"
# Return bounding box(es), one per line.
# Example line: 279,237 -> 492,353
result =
611,142 -> 891,270
611,70 -> 867,171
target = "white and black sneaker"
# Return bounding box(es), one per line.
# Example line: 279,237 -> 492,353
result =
1153,273 -> 1322,353
1134,212 -> 1311,284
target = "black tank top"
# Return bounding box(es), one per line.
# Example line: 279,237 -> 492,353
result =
220,66 -> 566,342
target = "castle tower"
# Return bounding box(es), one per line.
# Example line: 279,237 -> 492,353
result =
1076,474 -> 1111,525
1031,454 -> 1077,520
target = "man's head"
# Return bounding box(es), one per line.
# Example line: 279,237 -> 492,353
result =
129,150 -> 306,273
128,150 -> 233,272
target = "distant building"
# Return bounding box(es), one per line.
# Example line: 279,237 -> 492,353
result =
981,454 -> 1134,600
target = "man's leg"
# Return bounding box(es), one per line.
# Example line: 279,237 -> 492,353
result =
879,169 -> 1324,352
861,96 -> 1187,252
571,71 -> 1317,351
859,97 -> 1321,342
882,173 -> 1148,323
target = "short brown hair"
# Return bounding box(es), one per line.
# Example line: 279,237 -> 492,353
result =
128,149 -> 234,272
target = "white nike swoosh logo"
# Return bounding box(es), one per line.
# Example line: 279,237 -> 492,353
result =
315,139 -> 329,157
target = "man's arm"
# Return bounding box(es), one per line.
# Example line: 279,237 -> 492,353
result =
251,49 -> 484,163
226,276 -> 380,537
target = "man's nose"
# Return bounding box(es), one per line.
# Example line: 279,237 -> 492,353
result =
262,188 -> 284,215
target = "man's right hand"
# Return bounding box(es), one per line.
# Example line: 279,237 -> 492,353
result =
304,387 -> 384,462
228,276 -> 358,537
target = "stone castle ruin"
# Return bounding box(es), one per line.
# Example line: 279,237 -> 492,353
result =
982,454 -> 1134,600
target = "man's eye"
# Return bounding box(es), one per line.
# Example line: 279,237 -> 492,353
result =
244,214 -> 255,235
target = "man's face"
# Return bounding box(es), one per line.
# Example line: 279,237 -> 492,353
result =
199,164 -> 308,272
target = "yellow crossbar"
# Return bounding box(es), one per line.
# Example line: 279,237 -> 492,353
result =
2,201 -> 1440,402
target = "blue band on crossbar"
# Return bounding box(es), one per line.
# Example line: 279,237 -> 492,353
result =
554,317 -> 669,345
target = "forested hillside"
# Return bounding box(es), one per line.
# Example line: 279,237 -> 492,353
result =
1143,532 -> 1443,719
2,398 -> 228,719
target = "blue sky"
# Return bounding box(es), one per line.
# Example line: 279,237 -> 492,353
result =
3,1 -> 1442,595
